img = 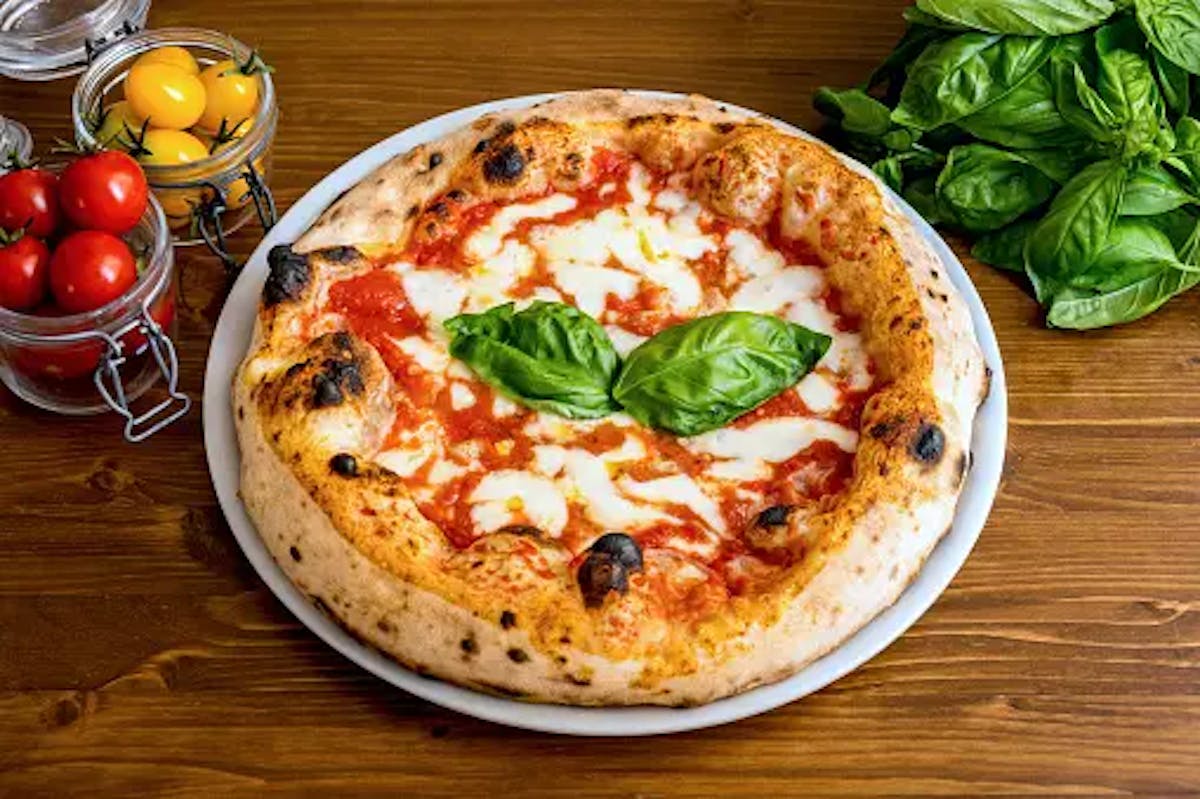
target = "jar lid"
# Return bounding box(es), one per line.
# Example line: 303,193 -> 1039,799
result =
0,115 -> 33,167
0,0 -> 151,81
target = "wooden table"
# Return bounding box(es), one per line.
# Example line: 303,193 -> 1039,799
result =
2,1 -> 1199,795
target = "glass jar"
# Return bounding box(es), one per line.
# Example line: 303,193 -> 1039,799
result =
0,0 -> 151,81
0,168 -> 189,441
72,26 -> 278,266
0,115 -> 34,168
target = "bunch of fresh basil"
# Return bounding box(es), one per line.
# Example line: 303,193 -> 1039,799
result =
445,301 -> 831,435
816,0 -> 1200,329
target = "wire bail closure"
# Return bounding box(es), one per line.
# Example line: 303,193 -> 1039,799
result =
195,160 -> 277,274
94,303 -> 191,443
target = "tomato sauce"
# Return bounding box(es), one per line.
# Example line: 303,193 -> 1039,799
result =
404,201 -> 501,267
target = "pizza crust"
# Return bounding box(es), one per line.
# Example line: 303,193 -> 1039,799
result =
236,90 -> 987,705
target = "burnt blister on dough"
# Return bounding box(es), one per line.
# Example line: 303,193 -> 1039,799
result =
911,422 -> 945,465
263,244 -> 310,306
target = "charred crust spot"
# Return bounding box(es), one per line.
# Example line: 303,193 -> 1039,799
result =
589,532 -> 643,570
869,419 -> 899,440
909,318 -> 923,331
555,655 -> 567,665
956,452 -> 969,481
285,361 -> 307,379
289,546 -> 302,562
313,245 -> 361,264
311,354 -> 364,409
483,143 -> 526,184
499,610 -> 517,629
878,463 -> 890,476
237,406 -> 244,420
406,204 -> 419,219
496,524 -> 542,538
713,121 -> 736,133
911,422 -> 945,465
567,674 -> 592,686
460,635 -> 478,655
939,292 -> 949,302
332,331 -> 352,350
428,152 -> 443,170
930,269 -> 940,279
376,619 -> 391,633
559,635 -> 571,645
447,189 -> 466,202
311,596 -> 333,617
507,648 -> 529,663
263,245 -> 310,306
428,200 -> 447,216
330,453 -> 358,477
756,505 -> 794,527
578,554 -> 627,608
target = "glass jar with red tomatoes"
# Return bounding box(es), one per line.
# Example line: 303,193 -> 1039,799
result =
71,27 -> 279,270
0,162 -> 187,440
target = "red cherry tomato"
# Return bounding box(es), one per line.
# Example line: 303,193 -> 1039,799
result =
0,168 -> 60,238
0,233 -> 50,311
49,230 -> 138,314
59,151 -> 149,235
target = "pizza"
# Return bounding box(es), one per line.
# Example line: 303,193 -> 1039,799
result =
234,90 -> 988,706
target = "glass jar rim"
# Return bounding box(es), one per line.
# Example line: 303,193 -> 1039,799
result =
72,26 -> 277,185
0,187 -> 172,338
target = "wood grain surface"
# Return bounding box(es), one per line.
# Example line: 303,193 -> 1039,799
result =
2,1 -> 1199,796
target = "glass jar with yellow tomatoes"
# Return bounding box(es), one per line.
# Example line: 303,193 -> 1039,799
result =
71,27 -> 278,270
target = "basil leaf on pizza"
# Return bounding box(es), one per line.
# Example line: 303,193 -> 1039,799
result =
445,301 -> 621,419
613,312 -> 832,437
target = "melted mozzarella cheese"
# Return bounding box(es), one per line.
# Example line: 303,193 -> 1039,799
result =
493,394 -> 520,417
554,264 -> 638,317
687,417 -> 858,483
725,228 -> 785,277
558,449 -> 666,529
450,382 -> 476,410
469,470 -> 568,537
396,336 -> 449,372
464,240 -> 535,310
729,269 -> 824,313
401,268 -> 466,322
795,372 -> 839,413
618,474 -> 726,533
466,193 -> 576,260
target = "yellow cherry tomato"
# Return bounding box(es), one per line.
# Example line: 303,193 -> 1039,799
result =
124,63 -> 207,130
134,129 -> 210,166
196,59 -> 259,134
91,100 -> 139,149
132,46 -> 199,75
157,187 -> 206,227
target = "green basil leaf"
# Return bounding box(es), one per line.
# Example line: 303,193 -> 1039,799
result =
445,301 -> 620,419
892,33 -> 1059,130
1119,162 -> 1198,214
957,65 -> 1084,148
1153,48 -> 1192,117
1046,262 -> 1200,327
1081,218 -> 1186,287
868,24 -> 952,91
972,219 -> 1038,272
1094,13 -> 1148,56
904,173 -> 958,225
612,312 -> 831,437
1013,147 -> 1095,183
935,144 -> 1059,231
903,6 -> 970,29
1052,55 -> 1124,142
872,147 -> 945,193
914,0 -> 1117,35
1143,206 -> 1200,250
814,87 -> 894,136
1025,158 -> 1129,300
1135,0 -> 1200,75
1170,115 -> 1200,180
1099,47 -> 1161,130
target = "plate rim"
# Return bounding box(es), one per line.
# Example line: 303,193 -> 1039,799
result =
202,90 -> 1009,737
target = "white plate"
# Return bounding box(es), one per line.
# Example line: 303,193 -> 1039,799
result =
204,91 -> 1008,736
